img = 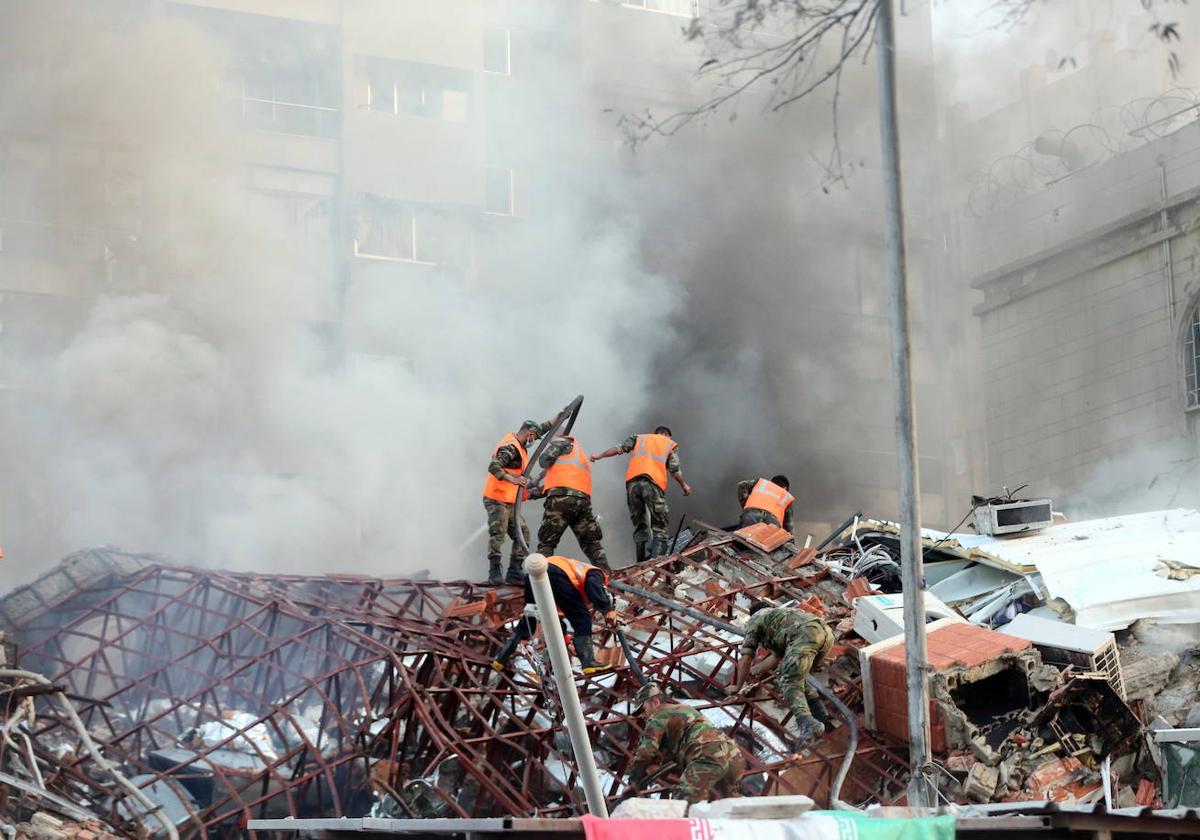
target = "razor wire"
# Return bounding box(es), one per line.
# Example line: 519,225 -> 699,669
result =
967,87 -> 1200,217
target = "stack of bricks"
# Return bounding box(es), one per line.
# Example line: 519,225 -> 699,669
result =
861,619 -> 1033,753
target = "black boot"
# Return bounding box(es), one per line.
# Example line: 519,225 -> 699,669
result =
809,697 -> 832,727
491,631 -> 522,672
487,558 -> 504,586
574,635 -> 613,675
504,558 -> 525,585
648,539 -> 668,559
790,714 -> 825,752
634,541 -> 647,563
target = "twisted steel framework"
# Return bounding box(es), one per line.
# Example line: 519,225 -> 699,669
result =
0,530 -> 911,837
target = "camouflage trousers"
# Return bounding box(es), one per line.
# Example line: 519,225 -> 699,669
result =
776,621 -> 834,721
674,741 -> 746,804
626,478 -> 670,545
739,508 -> 781,528
537,494 -> 609,568
483,499 -> 530,564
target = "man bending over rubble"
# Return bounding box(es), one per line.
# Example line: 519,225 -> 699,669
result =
482,418 -> 553,586
591,425 -> 691,562
727,602 -> 834,750
490,554 -> 617,675
737,475 -> 795,534
625,683 -> 745,804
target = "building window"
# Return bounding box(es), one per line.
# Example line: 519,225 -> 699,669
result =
484,28 -> 510,75
361,57 -> 472,123
1186,304 -> 1200,410
230,72 -> 340,139
354,197 -> 473,267
484,167 -> 514,216
355,201 -> 428,263
622,0 -> 699,17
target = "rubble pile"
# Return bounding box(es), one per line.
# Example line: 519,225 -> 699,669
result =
0,510 -> 1197,835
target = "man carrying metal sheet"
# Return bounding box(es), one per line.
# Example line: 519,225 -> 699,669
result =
727,602 -> 833,750
490,554 -> 617,676
530,434 -> 611,573
591,426 -> 691,562
625,683 -> 745,804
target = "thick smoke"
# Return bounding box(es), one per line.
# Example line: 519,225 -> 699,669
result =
0,2 -> 686,585
10,0 -> 1148,588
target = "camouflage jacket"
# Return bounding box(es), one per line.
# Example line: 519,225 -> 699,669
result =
628,704 -> 729,785
736,479 -> 795,532
487,419 -> 553,480
740,607 -> 827,657
614,433 -> 681,476
537,436 -> 587,499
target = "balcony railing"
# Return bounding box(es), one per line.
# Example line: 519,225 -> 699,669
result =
235,96 -> 340,140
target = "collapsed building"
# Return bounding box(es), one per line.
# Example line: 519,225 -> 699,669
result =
0,510 -> 1197,837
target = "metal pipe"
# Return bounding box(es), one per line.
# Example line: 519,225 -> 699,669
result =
873,0 -> 932,808
523,555 -> 609,817
0,669 -> 180,840
513,396 -> 584,555
1159,161 -> 1176,328
611,626 -> 647,686
815,510 -> 864,553
609,580 -> 858,809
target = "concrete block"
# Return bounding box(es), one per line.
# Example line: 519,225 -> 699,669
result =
609,799 -> 688,819
689,795 -> 815,820
964,763 -> 999,803
1122,651 -> 1178,701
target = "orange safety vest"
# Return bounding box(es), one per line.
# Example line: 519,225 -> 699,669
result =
625,433 -> 677,491
546,554 -> 605,598
482,433 -> 530,504
743,477 -> 795,523
543,437 -> 592,497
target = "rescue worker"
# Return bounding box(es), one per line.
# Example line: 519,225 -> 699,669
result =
726,602 -> 834,750
482,419 -> 552,586
625,683 -> 745,804
490,554 -> 617,675
531,434 -> 611,573
737,474 -> 795,534
591,426 -> 691,562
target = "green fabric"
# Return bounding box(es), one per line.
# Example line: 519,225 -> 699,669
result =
809,812 -> 957,840
1162,742 -> 1200,808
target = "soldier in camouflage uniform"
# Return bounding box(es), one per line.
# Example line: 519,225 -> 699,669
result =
483,419 -> 553,586
727,602 -> 834,750
625,683 -> 745,804
531,435 -> 611,572
592,426 -> 691,562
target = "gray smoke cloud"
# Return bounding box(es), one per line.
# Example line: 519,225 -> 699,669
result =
7,0 -> 1182,591
0,1 -> 689,586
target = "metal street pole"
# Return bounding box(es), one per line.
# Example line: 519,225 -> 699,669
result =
873,0 -> 933,808
524,554 -> 610,817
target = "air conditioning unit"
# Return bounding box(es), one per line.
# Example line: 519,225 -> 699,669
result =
1002,613 -> 1126,699
973,498 -> 1054,536
852,592 -> 965,645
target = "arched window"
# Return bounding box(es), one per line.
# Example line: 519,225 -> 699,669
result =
1186,304 -> 1200,409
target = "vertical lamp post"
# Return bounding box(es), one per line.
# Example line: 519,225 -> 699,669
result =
873,0 -> 934,808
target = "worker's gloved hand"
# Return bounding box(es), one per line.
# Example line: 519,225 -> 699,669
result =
509,474 -> 530,487
604,610 -> 619,625
527,484 -> 544,500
